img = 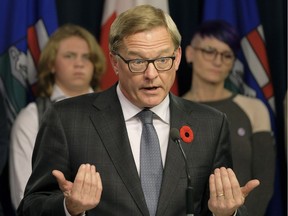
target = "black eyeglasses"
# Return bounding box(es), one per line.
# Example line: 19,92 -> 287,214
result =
192,47 -> 235,65
115,53 -> 176,73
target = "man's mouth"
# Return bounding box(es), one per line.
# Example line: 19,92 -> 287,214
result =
144,86 -> 158,90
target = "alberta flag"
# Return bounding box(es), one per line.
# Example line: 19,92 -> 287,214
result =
100,0 -> 179,95
0,0 -> 58,127
203,0 -> 282,215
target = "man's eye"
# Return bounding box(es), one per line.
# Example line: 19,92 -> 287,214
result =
156,57 -> 169,64
131,59 -> 146,65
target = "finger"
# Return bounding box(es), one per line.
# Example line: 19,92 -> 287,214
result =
217,168 -> 232,199
214,168 -> 224,198
82,164 -> 92,196
89,165 -> 98,197
52,170 -> 73,192
72,164 -> 87,196
221,167 -> 237,199
241,179 -> 260,197
209,173 -> 218,200
95,172 -> 103,202
52,170 -> 65,184
226,168 -> 242,200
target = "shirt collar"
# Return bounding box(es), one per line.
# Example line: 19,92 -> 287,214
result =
116,84 -> 170,124
50,84 -> 94,102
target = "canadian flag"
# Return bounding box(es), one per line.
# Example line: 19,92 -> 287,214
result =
100,0 -> 179,95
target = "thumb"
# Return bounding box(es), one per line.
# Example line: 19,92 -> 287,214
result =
52,170 -> 73,192
241,179 -> 260,198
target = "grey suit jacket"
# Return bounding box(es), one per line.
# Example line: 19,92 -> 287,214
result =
17,84 -> 246,216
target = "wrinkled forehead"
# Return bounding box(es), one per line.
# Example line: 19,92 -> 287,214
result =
120,28 -> 175,52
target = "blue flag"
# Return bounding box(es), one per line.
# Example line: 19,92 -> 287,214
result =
203,0 -> 283,215
0,0 -> 58,127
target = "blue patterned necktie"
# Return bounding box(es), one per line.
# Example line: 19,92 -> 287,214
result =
138,109 -> 163,216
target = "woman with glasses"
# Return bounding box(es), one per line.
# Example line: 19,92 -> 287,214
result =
183,20 -> 275,216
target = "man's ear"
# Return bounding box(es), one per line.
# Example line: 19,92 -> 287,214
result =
174,46 -> 182,71
109,52 -> 119,75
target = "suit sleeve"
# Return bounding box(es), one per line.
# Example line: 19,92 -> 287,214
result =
17,106 -> 70,216
209,113 -> 248,216
211,113 -> 233,170
197,112 -> 233,215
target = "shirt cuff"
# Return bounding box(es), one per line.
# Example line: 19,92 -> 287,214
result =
63,198 -> 86,216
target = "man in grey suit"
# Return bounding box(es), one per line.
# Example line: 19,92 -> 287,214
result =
17,4 -> 259,216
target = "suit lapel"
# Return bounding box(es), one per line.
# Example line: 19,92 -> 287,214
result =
89,86 -> 149,216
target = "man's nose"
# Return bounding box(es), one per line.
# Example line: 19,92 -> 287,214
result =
144,62 -> 159,79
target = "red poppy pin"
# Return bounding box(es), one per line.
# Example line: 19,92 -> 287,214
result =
180,125 -> 194,143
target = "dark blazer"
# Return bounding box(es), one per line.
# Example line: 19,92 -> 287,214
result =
17,84 -> 246,216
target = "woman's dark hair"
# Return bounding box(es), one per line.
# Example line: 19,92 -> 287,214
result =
193,20 -> 240,54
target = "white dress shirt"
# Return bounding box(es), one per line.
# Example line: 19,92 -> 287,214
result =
65,85 -> 171,216
116,84 -> 170,174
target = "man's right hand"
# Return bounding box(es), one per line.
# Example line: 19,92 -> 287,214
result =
52,164 -> 102,216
